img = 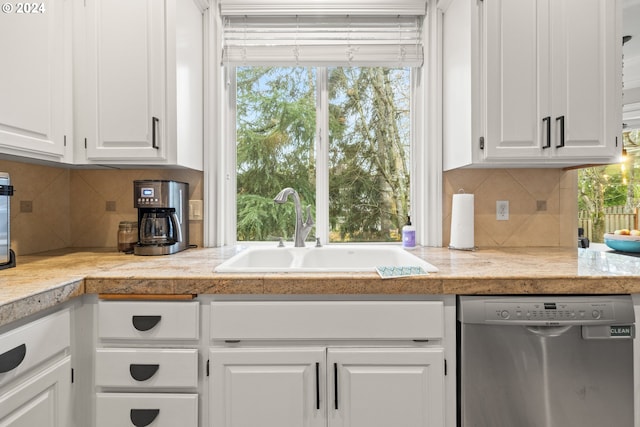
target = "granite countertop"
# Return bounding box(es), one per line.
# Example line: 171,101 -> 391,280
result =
2,245 -> 640,327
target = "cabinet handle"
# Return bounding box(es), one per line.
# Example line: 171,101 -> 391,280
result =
334,362 -> 339,410
0,344 -> 26,373
152,116 -> 159,149
129,364 -> 160,381
130,409 -> 159,427
315,362 -> 320,410
555,116 -> 565,148
132,315 -> 161,331
542,116 -> 551,149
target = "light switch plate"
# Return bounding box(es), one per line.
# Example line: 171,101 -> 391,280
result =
189,200 -> 203,220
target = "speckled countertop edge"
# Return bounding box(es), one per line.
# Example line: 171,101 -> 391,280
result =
2,245 -> 640,327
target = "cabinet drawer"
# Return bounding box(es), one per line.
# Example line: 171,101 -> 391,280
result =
0,309 -> 70,388
96,393 -> 198,427
211,301 -> 444,341
95,348 -> 198,389
98,301 -> 199,340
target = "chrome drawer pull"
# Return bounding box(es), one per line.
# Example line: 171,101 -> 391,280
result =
130,409 -> 159,427
0,344 -> 26,373
129,364 -> 160,381
132,315 -> 161,331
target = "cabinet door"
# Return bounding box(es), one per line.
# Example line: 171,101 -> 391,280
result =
210,348 -> 326,427
549,0 -> 621,159
481,0 -> 620,164
83,0 -> 166,160
482,0 -> 548,160
0,356 -> 71,427
328,348 -> 444,427
0,0 -> 67,160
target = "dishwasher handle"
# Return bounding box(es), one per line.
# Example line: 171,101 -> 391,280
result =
525,325 -> 573,337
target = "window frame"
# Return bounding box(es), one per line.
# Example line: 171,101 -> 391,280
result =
204,3 -> 442,247
223,65 -> 421,246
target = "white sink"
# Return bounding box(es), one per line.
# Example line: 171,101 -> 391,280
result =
217,247 -> 295,269
214,245 -> 438,273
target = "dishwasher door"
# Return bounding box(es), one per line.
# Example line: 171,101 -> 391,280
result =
459,322 -> 633,427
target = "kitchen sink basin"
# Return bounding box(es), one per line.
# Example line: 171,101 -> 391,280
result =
217,247 -> 295,269
214,245 -> 439,273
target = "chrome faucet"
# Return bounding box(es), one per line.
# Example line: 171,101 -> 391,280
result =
274,187 -> 314,247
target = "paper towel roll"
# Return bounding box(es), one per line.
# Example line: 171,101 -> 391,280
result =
450,193 -> 474,250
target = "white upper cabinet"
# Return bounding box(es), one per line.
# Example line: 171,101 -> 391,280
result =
442,0 -> 622,170
547,0 -> 621,160
77,0 -> 204,169
0,0 -> 71,163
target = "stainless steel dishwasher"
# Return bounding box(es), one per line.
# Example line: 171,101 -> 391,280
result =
458,295 -> 635,427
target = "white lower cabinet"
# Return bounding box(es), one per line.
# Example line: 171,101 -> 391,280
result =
96,392 -> 198,427
95,348 -> 198,389
0,309 -> 72,427
0,356 -> 71,427
210,347 -> 444,427
97,300 -> 200,341
95,299 -> 200,427
209,299 -> 450,427
328,348 -> 444,427
210,348 -> 326,427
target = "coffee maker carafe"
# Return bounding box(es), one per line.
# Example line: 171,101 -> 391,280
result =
134,180 -> 189,256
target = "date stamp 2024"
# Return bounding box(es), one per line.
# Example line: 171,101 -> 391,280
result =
1,2 -> 46,14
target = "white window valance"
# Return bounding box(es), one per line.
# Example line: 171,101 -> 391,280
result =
221,15 -> 424,67
219,0 -> 427,16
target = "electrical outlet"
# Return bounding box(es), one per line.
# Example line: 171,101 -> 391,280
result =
20,200 -> 33,213
496,200 -> 509,220
189,200 -> 203,220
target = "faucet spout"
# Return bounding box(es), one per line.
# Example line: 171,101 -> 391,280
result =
274,187 -> 314,247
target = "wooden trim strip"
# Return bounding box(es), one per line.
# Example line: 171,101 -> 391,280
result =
98,294 -> 196,301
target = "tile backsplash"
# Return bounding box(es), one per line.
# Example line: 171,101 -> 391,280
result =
1,160 -> 71,255
0,159 -> 577,255
0,159 -> 203,255
443,168 -> 577,248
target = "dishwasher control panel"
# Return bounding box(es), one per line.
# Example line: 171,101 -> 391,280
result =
486,301 -> 614,323
458,296 -> 635,326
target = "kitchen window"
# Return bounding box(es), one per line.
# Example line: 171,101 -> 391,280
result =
210,0 -> 440,246
234,65 -> 412,243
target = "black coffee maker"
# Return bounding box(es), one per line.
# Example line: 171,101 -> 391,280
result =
133,180 -> 189,256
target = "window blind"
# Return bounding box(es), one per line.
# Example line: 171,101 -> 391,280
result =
219,0 -> 427,16
222,15 -> 424,67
